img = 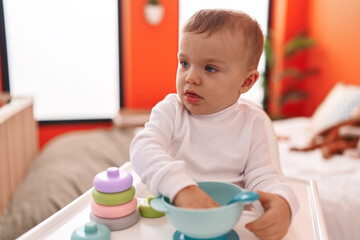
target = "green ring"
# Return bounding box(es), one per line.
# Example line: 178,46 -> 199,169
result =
139,198 -> 165,218
92,186 -> 135,206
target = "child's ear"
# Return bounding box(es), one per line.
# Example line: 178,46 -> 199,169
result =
239,70 -> 259,94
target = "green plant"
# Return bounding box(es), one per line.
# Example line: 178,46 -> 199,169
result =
148,0 -> 159,5
264,32 -> 317,117
284,34 -> 316,57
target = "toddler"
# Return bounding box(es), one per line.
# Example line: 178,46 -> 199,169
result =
130,9 -> 299,240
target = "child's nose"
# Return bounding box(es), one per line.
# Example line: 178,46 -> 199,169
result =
185,69 -> 201,85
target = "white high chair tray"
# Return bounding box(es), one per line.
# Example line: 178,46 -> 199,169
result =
18,162 -> 328,240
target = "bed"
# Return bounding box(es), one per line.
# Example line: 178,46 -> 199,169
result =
273,82 -> 360,240
273,117 -> 360,240
0,82 -> 359,240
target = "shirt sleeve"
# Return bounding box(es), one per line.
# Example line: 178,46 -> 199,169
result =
243,114 -> 300,219
129,95 -> 197,202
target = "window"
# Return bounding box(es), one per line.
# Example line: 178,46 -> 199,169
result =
1,0 -> 120,121
179,0 -> 270,107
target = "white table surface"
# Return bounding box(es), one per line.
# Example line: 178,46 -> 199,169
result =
18,162 -> 328,240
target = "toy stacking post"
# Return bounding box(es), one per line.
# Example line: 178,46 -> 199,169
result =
90,167 -> 140,231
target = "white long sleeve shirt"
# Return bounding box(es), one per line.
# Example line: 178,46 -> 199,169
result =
130,94 -> 299,216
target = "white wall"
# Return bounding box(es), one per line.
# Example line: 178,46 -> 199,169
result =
3,0 -> 119,121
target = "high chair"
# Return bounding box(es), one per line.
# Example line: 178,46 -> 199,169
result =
18,99 -> 329,240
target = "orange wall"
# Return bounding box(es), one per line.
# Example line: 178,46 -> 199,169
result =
268,0 -> 310,117
38,122 -> 112,149
270,0 -> 360,117
122,0 -> 178,109
306,0 -> 360,112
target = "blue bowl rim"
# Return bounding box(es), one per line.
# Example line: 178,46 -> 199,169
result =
160,181 -> 245,213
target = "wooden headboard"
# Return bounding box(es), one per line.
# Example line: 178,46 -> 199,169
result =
0,96 -> 38,218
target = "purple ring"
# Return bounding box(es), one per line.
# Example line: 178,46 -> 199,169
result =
93,167 -> 133,193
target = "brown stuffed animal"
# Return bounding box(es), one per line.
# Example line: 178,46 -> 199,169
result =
291,118 -> 360,159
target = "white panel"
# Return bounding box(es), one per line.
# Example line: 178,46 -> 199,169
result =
179,0 -> 269,107
3,0 -> 119,120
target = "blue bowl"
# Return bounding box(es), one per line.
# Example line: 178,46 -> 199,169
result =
150,182 -> 257,239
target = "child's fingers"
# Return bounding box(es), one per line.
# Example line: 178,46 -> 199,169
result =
246,191 -> 291,240
252,226 -> 288,240
245,209 -> 275,231
247,219 -> 285,240
246,211 -> 289,240
173,185 -> 220,209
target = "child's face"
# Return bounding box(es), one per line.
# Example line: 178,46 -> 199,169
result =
176,31 -> 257,115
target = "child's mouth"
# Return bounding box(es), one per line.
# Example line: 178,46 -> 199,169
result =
185,91 -> 202,104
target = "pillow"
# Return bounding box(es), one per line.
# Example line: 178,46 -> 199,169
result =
310,82 -> 360,134
0,128 -> 136,240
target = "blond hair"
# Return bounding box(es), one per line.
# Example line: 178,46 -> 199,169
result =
182,9 -> 264,69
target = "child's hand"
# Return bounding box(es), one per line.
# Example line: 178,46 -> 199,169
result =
245,191 -> 291,240
173,185 -> 220,209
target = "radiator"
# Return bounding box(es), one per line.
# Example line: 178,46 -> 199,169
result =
0,97 -> 38,218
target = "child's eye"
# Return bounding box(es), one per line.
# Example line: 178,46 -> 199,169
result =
180,60 -> 189,68
205,65 -> 217,72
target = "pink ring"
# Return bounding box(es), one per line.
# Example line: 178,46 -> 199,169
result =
91,198 -> 138,219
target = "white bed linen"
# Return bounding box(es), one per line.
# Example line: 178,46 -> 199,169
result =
273,117 -> 360,240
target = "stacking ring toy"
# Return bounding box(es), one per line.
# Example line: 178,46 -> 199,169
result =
91,198 -> 138,219
90,209 -> 140,231
71,222 -> 110,240
93,167 -> 133,193
92,186 -> 136,206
